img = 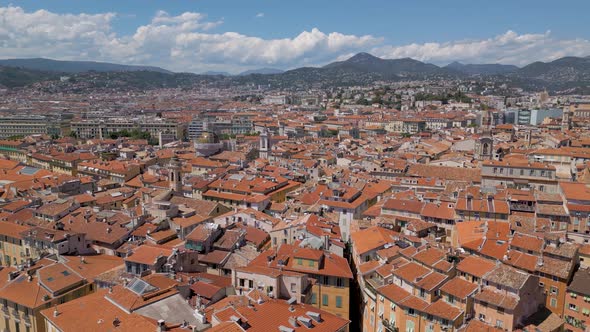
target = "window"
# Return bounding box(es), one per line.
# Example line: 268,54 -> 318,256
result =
308,260 -> 314,267
447,295 -> 455,304
496,320 -> 503,328
297,258 -> 303,265
550,298 -> 557,308
336,278 -> 344,287
407,308 -> 415,316
311,293 -> 317,304
290,283 -> 296,292
322,294 -> 329,306
479,313 -> 486,321
419,288 -> 425,298
336,296 -> 343,308
569,303 -> 578,311
550,286 -> 558,295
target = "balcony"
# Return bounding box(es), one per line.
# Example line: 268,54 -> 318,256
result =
565,315 -> 586,330
509,203 -> 535,212
1,306 -> 8,318
22,314 -> 31,327
382,319 -> 398,332
11,309 -> 21,323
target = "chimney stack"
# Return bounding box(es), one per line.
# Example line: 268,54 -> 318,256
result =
157,319 -> 166,332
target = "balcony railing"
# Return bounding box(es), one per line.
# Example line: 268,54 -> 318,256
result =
565,315 -> 587,330
382,319 -> 398,332
510,203 -> 535,212
23,314 -> 31,326
1,306 -> 8,318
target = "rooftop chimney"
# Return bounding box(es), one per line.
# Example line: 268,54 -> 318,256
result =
157,319 -> 166,332
7,271 -> 19,282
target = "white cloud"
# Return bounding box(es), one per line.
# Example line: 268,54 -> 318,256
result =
0,6 -> 116,60
0,5 -> 589,73
256,12 -> 264,18
372,30 -> 590,66
0,6 -> 379,73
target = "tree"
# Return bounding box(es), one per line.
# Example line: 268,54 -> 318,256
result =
358,98 -> 370,106
372,94 -> 383,105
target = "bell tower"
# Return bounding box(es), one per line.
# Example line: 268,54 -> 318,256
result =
562,106 -> 572,132
168,155 -> 183,193
259,128 -> 270,160
475,109 -> 494,160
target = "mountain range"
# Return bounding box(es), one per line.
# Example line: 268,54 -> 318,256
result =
200,68 -> 285,76
444,61 -> 519,75
1,53 -> 590,91
0,58 -> 172,74
238,68 -> 284,76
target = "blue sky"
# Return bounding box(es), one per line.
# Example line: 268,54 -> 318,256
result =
2,1 -> 590,73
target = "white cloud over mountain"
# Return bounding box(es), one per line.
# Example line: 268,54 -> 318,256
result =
372,30 -> 590,66
1,6 -> 589,73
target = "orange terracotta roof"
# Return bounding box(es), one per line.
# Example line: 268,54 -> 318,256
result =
350,226 -> 399,255
456,255 -> 496,278
439,277 -> 479,299
40,290 -> 158,332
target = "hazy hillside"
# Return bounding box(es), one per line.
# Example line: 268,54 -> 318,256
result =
0,58 -> 172,74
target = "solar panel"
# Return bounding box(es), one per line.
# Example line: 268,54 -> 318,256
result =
126,278 -> 158,295
20,166 -> 40,175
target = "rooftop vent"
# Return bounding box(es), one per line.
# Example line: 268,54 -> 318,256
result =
288,316 -> 299,328
297,316 -> 313,328
306,311 -> 322,322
